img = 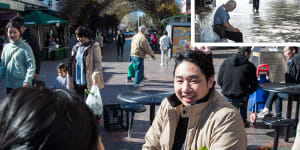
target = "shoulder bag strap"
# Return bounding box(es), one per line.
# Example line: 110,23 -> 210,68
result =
7,48 -> 19,66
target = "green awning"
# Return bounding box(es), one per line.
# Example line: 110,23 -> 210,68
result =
0,2 -> 10,9
24,10 -> 68,25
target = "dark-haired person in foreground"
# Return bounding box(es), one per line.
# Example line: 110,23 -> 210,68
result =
143,51 -> 247,150
0,87 -> 105,150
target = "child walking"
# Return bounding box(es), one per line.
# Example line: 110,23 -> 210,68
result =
54,63 -> 67,89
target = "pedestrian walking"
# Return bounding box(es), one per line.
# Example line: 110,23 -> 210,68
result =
67,26 -> 104,98
143,51 -> 247,150
0,20 -> 36,94
213,0 -> 243,42
130,25 -> 156,87
116,30 -> 125,57
253,0 -> 260,13
217,47 -> 258,127
159,31 -> 172,66
96,31 -> 104,56
10,16 -> 41,79
0,87 -> 105,150
54,63 -> 67,89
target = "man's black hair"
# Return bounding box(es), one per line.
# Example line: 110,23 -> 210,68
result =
0,87 -> 99,150
173,50 -> 215,81
237,47 -> 252,55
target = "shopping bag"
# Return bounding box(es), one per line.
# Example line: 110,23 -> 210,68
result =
86,85 -> 103,116
128,61 -> 136,78
200,23 -> 220,42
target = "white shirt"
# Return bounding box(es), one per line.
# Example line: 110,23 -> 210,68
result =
159,35 -> 171,50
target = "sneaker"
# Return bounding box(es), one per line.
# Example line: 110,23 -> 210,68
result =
125,78 -> 133,83
257,108 -> 271,118
134,83 -> 144,87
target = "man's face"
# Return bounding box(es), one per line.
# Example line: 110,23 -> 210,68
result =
174,61 -> 214,106
284,47 -> 294,59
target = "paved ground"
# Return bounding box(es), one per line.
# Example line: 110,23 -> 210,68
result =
195,0 -> 300,43
0,40 -> 297,150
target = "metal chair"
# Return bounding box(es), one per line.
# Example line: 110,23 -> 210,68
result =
120,103 -> 146,138
263,117 -> 296,150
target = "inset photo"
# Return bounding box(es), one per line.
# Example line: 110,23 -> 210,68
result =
191,0 -> 300,45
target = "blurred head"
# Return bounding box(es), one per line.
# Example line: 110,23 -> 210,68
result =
237,47 -> 252,58
57,63 -> 67,78
138,25 -> 147,34
0,87 -> 99,150
163,31 -> 168,35
75,26 -> 90,44
6,21 -> 22,42
225,0 -> 236,12
173,51 -> 215,106
284,46 -> 298,59
9,16 -> 25,34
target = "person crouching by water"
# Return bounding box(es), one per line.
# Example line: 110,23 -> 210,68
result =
143,50 -> 247,150
67,26 -> 104,98
0,20 -> 35,94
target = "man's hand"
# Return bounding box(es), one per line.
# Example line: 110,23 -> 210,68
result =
233,28 -> 240,32
151,55 -> 156,60
23,82 -> 30,87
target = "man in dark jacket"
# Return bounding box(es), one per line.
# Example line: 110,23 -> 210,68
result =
116,30 -> 125,57
10,16 -> 41,78
217,47 -> 258,126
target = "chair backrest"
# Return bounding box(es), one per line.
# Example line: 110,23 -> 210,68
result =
257,64 -> 269,77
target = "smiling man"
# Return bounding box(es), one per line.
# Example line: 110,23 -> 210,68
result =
143,51 -> 247,150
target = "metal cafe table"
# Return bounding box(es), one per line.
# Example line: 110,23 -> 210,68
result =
117,90 -> 173,124
260,83 -> 300,142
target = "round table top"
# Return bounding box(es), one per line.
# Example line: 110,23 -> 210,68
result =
117,90 -> 173,105
260,83 -> 300,95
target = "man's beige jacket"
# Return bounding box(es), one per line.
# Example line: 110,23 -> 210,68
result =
143,89 -> 247,150
130,32 -> 154,58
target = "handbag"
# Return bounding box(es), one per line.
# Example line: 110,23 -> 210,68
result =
32,79 -> 46,89
213,24 -> 225,39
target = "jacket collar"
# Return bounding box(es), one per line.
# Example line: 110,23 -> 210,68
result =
167,88 -> 216,117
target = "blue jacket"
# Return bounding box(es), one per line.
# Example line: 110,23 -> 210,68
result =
0,39 -> 36,88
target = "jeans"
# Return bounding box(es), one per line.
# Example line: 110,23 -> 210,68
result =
133,56 -> 144,85
253,0 -> 260,10
224,31 -> 243,42
224,96 -> 248,121
265,92 -> 288,117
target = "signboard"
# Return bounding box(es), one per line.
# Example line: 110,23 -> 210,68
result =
172,26 -> 191,55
